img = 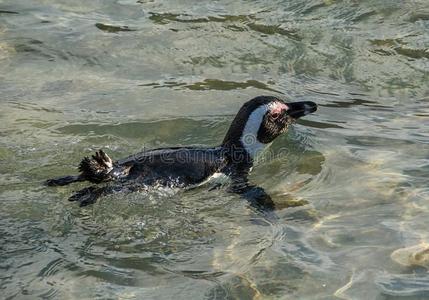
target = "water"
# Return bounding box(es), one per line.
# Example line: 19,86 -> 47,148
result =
1,0 -> 428,299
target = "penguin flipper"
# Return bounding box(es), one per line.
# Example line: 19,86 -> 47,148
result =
68,186 -> 102,206
229,172 -> 275,211
68,185 -> 120,206
45,175 -> 84,186
69,183 -> 142,206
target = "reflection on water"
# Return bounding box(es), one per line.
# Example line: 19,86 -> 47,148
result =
1,0 -> 429,299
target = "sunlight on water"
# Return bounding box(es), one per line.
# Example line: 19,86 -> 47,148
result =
1,0 -> 429,299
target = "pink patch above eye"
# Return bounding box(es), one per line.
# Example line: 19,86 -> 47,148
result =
271,102 -> 288,114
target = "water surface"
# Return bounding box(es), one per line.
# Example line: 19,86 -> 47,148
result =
1,0 -> 429,299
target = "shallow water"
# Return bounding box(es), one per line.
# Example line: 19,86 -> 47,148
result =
1,0 -> 429,299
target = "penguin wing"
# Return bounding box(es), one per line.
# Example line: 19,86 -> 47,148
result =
120,147 -> 228,186
228,165 -> 275,211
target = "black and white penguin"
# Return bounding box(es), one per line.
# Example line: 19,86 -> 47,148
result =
46,96 -> 317,209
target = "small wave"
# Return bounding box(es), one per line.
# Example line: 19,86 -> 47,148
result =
0,10 -> 19,14
376,273 -> 429,297
184,79 -> 282,93
148,12 -> 253,25
95,23 -> 136,33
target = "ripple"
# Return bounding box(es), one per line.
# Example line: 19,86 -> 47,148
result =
320,98 -> 392,110
298,119 -> 344,129
95,23 -> 136,33
301,2 -> 327,15
395,46 -> 429,60
12,38 -> 100,65
0,10 -> 19,14
138,81 -> 186,89
55,118 -> 225,146
376,273 -> 429,297
246,23 -> 301,41
369,38 -> 404,47
184,79 -> 281,93
408,11 -> 429,22
80,267 -> 138,287
351,10 -> 377,22
38,258 -> 67,277
148,12 -> 253,25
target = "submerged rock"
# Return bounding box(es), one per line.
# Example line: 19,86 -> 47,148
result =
391,243 -> 429,268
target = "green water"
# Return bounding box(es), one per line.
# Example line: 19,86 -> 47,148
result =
1,0 -> 428,299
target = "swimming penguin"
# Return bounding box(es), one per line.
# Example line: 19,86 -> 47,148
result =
46,96 -> 317,209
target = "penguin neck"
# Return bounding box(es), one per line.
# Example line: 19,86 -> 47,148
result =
222,104 -> 271,162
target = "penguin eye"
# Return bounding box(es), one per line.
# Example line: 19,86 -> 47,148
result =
271,112 -> 280,119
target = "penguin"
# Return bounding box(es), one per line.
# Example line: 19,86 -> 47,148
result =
46,96 -> 317,209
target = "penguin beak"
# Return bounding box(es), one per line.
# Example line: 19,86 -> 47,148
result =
286,101 -> 317,119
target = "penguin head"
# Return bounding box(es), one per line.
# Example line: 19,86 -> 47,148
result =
222,96 -> 317,158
